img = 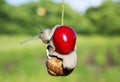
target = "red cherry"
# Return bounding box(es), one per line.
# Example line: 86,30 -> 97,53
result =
53,25 -> 76,55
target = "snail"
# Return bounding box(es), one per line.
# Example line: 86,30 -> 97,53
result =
20,25 -> 77,76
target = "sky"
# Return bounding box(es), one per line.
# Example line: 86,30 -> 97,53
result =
5,0 -> 104,13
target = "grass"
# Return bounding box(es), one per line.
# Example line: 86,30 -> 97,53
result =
0,35 -> 120,82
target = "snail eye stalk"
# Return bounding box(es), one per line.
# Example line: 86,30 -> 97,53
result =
36,24 -> 43,32
20,36 -> 39,44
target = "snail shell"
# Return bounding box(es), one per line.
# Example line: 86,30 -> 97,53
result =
46,56 -> 74,76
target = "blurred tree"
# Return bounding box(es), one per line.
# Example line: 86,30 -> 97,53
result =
0,0 -> 120,35
0,0 -> 5,6
0,0 -> 84,35
86,1 -> 120,35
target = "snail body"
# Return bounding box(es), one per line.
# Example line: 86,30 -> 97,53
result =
40,25 -> 77,76
21,25 -> 77,76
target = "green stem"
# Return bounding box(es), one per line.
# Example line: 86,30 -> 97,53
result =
61,0 -> 64,25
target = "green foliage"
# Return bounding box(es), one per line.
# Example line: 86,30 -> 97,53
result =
86,1 -> 120,35
0,0 -> 120,35
0,0 -> 83,35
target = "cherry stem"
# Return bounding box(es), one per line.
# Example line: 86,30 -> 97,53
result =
61,0 -> 64,25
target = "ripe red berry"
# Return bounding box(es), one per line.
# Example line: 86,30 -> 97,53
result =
53,25 -> 76,55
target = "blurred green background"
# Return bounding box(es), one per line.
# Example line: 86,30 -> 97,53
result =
0,0 -> 120,82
